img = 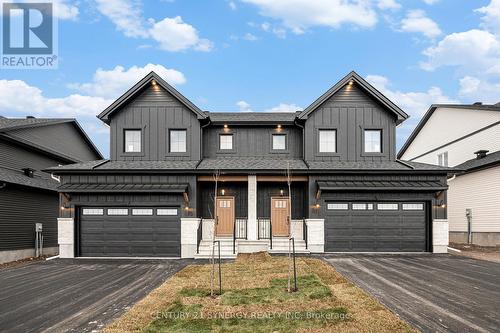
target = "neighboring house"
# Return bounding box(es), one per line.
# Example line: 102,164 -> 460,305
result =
398,103 -> 500,246
0,117 -> 103,263
49,71 -> 451,259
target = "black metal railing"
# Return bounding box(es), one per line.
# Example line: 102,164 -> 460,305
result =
257,218 -> 272,249
233,218 -> 247,254
196,219 -> 203,254
302,219 -> 308,249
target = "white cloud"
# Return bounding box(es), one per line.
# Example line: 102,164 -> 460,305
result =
365,74 -> 458,140
149,16 -> 213,52
52,0 -> 79,20
236,100 -> 252,112
476,0 -> 500,34
229,1 -> 237,10
400,10 -> 441,38
242,0 -> 377,34
459,76 -> 500,104
243,33 -> 259,41
94,0 -> 213,52
0,79 -> 111,118
265,103 -> 302,112
69,64 -> 186,99
422,0 -> 439,4
94,0 -> 148,38
421,29 -> 500,72
378,0 -> 401,10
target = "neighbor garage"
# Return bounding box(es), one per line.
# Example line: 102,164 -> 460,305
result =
324,201 -> 428,252
78,207 -> 181,257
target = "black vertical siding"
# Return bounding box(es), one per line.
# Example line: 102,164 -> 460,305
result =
0,185 -> 58,250
257,182 -> 307,219
198,182 -> 248,218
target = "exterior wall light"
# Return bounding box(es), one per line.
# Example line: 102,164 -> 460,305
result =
315,203 -> 320,209
277,124 -> 281,129
151,80 -> 157,86
224,124 -> 228,128
280,189 -> 284,196
348,80 -> 354,86
221,189 -> 225,195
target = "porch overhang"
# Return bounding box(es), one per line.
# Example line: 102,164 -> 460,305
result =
317,180 -> 448,193
57,183 -> 189,193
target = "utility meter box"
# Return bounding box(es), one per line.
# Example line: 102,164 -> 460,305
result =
35,223 -> 43,232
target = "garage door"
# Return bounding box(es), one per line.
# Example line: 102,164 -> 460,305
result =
325,202 -> 427,252
79,207 -> 181,257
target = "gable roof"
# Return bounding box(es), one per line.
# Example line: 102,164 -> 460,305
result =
397,103 -> 500,159
298,71 -> 408,124
454,150 -> 500,174
0,117 -> 103,161
98,71 -> 207,124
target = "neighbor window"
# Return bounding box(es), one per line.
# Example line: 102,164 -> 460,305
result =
437,152 -> 448,167
319,130 -> 336,153
272,134 -> 286,150
219,134 -> 233,150
364,130 -> 382,153
124,130 -> 141,153
170,130 -> 187,153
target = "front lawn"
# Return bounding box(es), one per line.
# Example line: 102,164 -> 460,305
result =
103,253 -> 417,333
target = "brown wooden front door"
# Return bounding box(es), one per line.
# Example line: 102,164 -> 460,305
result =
271,197 -> 290,236
216,197 -> 234,236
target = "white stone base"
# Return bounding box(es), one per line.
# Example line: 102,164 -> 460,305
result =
433,219 -> 449,254
181,218 -> 201,258
0,247 -> 58,264
306,219 -> 324,253
237,240 -> 269,253
58,218 -> 74,258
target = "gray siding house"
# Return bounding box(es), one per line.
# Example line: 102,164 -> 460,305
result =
49,71 -> 451,259
0,117 -> 102,263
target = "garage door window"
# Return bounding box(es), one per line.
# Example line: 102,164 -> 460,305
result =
108,208 -> 128,215
132,208 -> 153,215
402,203 -> 424,210
327,203 -> 348,210
82,208 -> 103,215
352,203 -> 374,210
157,208 -> 178,216
377,203 -> 398,210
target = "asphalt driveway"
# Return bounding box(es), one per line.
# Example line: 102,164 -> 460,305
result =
322,254 -> 500,333
0,258 -> 193,333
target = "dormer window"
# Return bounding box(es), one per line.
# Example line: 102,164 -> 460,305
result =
124,130 -> 141,153
272,134 -> 286,150
319,130 -> 336,153
364,129 -> 382,153
219,134 -> 233,150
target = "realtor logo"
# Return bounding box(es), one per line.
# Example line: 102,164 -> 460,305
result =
1,2 -> 58,69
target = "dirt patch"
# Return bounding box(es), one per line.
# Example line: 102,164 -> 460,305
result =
0,255 -> 49,270
449,243 -> 500,263
103,256 -> 417,333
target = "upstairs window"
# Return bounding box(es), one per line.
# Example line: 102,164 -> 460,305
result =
364,129 -> 382,153
170,129 -> 187,153
319,130 -> 336,153
437,152 -> 448,167
219,134 -> 233,150
272,134 -> 286,150
124,130 -> 141,153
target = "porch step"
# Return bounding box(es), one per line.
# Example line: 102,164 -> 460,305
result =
195,239 -> 237,259
267,239 -> 310,254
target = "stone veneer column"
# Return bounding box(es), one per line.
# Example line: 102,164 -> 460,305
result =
58,218 -> 74,258
433,219 -> 449,253
247,175 -> 258,240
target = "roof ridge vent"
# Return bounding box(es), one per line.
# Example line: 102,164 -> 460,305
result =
474,150 -> 489,159
22,168 -> 35,178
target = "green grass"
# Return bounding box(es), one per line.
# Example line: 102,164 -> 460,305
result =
144,301 -> 348,333
178,288 -> 213,297
221,274 -> 332,306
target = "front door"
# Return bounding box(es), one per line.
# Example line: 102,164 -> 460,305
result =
216,197 -> 234,236
271,197 -> 290,236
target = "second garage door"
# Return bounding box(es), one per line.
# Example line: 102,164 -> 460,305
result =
325,202 -> 427,252
79,207 -> 181,257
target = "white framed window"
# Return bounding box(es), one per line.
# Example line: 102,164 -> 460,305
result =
107,208 -> 128,215
377,203 -> 398,210
327,203 -> 348,210
132,208 -> 153,216
170,130 -> 187,153
402,203 -> 424,211
219,200 -> 231,208
437,152 -> 448,167
319,130 -> 336,153
275,200 -> 287,208
352,203 -> 374,210
272,134 -> 286,150
157,208 -> 178,216
364,130 -> 382,153
82,208 -> 103,215
219,134 -> 233,150
124,130 -> 141,153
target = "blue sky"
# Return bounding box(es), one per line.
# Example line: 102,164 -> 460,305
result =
1,0 -> 499,158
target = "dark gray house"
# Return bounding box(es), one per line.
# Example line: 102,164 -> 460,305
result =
0,117 -> 102,263
49,71 -> 451,259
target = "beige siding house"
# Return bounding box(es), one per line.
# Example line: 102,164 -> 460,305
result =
399,103 -> 500,246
